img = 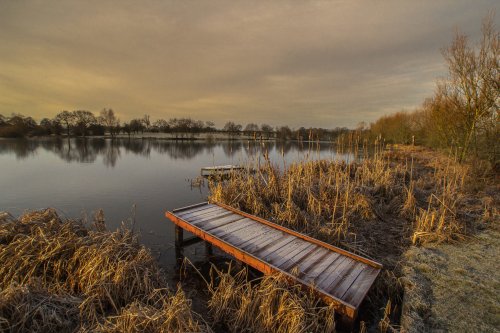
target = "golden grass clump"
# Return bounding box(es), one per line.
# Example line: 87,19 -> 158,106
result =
208,265 -> 336,333
0,281 -> 81,333
94,287 -> 209,333
0,209 -> 208,332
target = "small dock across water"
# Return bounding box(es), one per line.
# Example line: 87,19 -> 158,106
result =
200,165 -> 244,176
165,202 -> 382,321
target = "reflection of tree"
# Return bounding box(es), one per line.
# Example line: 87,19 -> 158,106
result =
0,138 -> 337,168
221,141 -> 243,158
152,140 -> 210,160
277,141 -> 293,155
0,139 -> 38,159
103,140 -> 121,167
121,139 -> 152,158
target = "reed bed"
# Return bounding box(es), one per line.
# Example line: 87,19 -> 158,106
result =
207,265 -> 336,333
210,145 -> 478,255
0,209 -> 209,333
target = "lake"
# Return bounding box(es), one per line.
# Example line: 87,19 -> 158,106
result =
0,137 -> 353,272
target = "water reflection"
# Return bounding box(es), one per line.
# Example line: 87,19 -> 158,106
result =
0,138 -> 339,167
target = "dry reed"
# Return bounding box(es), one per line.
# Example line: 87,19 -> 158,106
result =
0,209 -> 209,332
207,265 -> 336,333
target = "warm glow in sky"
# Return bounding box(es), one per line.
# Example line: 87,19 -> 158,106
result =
0,1 -> 497,128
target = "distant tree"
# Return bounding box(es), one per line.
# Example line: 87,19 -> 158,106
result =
0,114 -> 38,137
73,110 -> 96,137
99,108 -> 120,137
276,125 -> 292,140
39,118 -> 54,135
204,121 -> 216,132
244,123 -> 259,136
260,124 -> 274,139
122,122 -> 132,137
224,121 -> 242,132
130,118 -> 144,134
55,110 -> 76,136
142,114 -> 151,131
152,119 -> 169,133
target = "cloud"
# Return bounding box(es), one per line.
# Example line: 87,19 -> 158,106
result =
0,0 -> 497,127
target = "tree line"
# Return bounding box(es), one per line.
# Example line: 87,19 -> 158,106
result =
0,109 -> 352,142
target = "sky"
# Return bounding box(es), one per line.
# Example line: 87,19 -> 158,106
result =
0,1 -> 497,128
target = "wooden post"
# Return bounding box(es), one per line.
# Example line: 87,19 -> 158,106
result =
175,225 -> 184,264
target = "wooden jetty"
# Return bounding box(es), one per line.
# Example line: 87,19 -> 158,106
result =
200,165 -> 244,176
165,202 -> 382,321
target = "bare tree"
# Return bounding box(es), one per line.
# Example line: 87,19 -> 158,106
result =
223,121 -> 242,139
99,108 -> 120,137
440,13 -> 499,161
55,110 -> 76,136
260,124 -> 274,139
73,110 -> 96,137
244,123 -> 259,137
142,114 -> 151,131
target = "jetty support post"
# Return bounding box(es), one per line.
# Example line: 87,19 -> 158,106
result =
175,225 -> 184,264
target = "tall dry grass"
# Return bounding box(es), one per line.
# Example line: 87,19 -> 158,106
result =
207,265 -> 336,333
209,149 -> 411,257
0,209 -> 209,333
210,145 -> 476,253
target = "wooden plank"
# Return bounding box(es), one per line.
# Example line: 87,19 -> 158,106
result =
252,235 -> 296,258
279,244 -> 320,271
302,252 -> 343,283
219,223 -> 266,245
344,266 -> 380,307
330,262 -> 366,299
274,242 -> 317,271
192,214 -> 242,230
188,213 -> 238,228
271,242 -> 316,268
189,209 -> 235,222
229,224 -> 274,247
210,218 -> 256,237
172,202 -> 209,213
216,202 -> 382,269
261,239 -> 305,263
239,230 -> 286,253
316,257 -> 355,290
220,222 -> 265,240
295,247 -> 331,276
179,206 -> 226,219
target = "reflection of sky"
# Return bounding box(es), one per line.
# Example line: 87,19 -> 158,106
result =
0,138 -> 358,270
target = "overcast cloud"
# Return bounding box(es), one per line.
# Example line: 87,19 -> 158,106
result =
0,0 -> 497,127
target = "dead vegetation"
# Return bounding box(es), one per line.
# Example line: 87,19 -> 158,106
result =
207,264 -> 336,333
0,209 -> 209,333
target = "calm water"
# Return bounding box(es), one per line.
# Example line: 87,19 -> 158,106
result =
0,138 -> 352,271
